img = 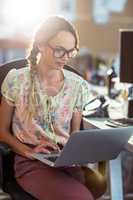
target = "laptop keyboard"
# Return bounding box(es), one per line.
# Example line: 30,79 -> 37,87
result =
32,151 -> 60,165
46,155 -> 58,162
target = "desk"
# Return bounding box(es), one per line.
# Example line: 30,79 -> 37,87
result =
83,117 -> 124,200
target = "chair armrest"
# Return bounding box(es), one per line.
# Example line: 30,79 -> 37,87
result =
0,143 -> 12,187
0,151 -> 3,187
0,143 -> 11,155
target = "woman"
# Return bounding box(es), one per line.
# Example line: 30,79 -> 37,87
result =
0,16 -> 94,200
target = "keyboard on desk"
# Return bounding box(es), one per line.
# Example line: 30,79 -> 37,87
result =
105,118 -> 133,128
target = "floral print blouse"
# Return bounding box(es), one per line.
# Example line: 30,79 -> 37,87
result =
1,67 -> 91,145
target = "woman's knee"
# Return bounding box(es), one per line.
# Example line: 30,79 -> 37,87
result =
57,181 -> 94,200
71,184 -> 94,200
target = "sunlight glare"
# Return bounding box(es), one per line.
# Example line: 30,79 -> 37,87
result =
4,0 -> 51,28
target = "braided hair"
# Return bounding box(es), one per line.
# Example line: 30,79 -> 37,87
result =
26,16 -> 79,120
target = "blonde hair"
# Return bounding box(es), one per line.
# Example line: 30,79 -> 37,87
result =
26,16 -> 79,121
28,16 -> 79,65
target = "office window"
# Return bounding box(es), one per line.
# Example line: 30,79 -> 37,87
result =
93,0 -> 127,24
0,48 -> 26,64
56,0 -> 76,20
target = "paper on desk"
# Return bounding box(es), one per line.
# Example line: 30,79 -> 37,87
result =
128,134 -> 133,145
85,99 -> 101,111
108,100 -> 128,119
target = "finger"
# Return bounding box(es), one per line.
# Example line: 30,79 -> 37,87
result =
33,144 -> 50,153
34,147 -> 51,154
46,142 -> 60,151
35,141 -> 60,153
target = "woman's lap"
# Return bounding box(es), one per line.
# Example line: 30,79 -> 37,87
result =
14,155 -> 94,200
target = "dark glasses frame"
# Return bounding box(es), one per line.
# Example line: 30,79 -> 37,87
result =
47,44 -> 79,58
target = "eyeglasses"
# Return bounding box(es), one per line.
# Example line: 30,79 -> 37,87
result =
47,44 -> 78,58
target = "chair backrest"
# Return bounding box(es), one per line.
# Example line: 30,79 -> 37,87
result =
0,59 -> 82,103
0,59 -> 27,102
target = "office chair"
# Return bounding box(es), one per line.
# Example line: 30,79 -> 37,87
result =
0,59 -> 107,200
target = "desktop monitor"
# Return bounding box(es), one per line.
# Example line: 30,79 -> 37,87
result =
119,29 -> 133,117
120,29 -> 133,83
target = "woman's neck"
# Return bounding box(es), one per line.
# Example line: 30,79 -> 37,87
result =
37,59 -> 49,80
36,60 -> 65,96
37,60 -> 64,83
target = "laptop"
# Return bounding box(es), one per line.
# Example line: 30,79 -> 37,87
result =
32,127 -> 133,167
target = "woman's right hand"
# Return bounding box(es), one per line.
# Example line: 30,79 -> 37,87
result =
23,135 -> 60,159
32,140 -> 59,154
25,141 -> 60,160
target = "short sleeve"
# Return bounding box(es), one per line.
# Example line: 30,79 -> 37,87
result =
1,69 -> 19,105
73,80 -> 91,112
